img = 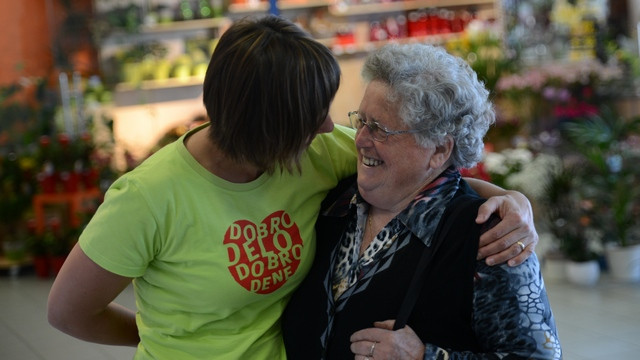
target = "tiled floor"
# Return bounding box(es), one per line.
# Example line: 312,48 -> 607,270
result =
1,270 -> 639,359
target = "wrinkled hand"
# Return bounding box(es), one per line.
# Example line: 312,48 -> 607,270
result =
350,320 -> 424,360
476,191 -> 538,266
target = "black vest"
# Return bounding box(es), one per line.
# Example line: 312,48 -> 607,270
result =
283,179 -> 488,359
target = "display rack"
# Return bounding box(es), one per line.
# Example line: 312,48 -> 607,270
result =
92,0 -> 499,163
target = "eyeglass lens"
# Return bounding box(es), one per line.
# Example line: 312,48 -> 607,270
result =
350,112 -> 386,141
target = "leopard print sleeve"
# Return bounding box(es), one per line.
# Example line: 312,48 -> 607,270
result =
423,254 -> 562,360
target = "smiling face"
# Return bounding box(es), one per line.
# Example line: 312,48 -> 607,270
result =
355,80 -> 452,213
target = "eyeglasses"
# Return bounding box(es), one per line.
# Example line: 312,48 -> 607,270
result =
348,111 -> 424,142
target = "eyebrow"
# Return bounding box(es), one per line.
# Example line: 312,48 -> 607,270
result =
360,112 -> 389,130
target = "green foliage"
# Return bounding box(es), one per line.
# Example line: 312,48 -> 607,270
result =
542,164 -> 599,262
560,108 -> 640,247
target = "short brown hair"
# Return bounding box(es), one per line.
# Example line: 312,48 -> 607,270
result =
202,15 -> 341,173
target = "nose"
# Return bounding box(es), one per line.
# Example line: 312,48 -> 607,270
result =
316,114 -> 335,134
354,124 -> 373,148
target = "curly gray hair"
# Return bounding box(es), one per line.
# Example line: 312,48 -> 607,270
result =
361,43 -> 495,169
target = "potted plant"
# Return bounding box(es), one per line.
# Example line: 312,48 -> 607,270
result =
562,108 -> 640,282
42,216 -> 76,275
23,218 -> 50,278
541,164 -> 601,285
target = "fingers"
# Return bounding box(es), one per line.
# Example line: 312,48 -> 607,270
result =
350,325 -> 390,360
476,194 -> 539,266
478,223 -> 536,266
481,238 -> 535,266
507,242 -> 535,266
373,320 -> 395,330
351,323 -> 425,360
475,196 -> 499,224
350,340 -> 378,360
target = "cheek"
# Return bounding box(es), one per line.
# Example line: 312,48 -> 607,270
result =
317,116 -> 334,134
388,148 -> 431,179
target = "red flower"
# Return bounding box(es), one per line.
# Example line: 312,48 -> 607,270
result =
58,133 -> 70,147
461,162 -> 491,182
39,135 -> 51,147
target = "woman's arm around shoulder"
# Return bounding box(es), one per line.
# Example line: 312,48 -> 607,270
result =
465,177 -> 538,267
47,243 -> 139,346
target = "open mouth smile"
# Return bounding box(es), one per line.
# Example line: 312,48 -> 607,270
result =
362,155 -> 383,167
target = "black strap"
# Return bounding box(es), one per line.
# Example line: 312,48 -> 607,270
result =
393,195 -> 482,330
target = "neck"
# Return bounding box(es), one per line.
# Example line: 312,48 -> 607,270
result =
361,206 -> 398,255
185,127 -> 263,183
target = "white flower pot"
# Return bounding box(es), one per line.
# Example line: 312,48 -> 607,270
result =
542,256 -> 566,283
606,243 -> 640,282
565,260 -> 600,286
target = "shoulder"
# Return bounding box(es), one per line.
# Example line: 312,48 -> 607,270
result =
440,184 -> 485,225
309,125 -> 356,155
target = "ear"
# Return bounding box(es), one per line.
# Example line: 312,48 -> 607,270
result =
429,135 -> 454,169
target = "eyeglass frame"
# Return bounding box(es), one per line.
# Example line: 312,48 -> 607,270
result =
348,111 -> 425,142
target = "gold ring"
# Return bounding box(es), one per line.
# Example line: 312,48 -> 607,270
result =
516,241 -> 525,251
369,341 -> 376,357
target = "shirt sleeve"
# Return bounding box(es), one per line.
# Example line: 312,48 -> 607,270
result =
79,174 -> 159,277
422,254 -> 562,359
309,124 -> 357,181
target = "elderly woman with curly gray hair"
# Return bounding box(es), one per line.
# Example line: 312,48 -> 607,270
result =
282,43 -> 561,360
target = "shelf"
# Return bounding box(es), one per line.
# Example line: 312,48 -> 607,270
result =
101,18 -> 230,46
228,0 -> 332,14
329,0 -> 495,17
331,32 -> 462,55
228,0 -> 493,15
0,256 -> 31,269
115,76 -> 205,92
32,188 -> 103,234
0,256 -> 32,277
113,76 -> 205,106
139,17 -> 232,33
98,0 -> 497,103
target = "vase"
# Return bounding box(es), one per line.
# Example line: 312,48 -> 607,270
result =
605,243 -> 640,282
565,260 -> 600,286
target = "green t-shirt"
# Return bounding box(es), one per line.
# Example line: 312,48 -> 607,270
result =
80,124 -> 356,359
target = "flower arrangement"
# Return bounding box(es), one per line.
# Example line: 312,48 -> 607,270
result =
446,24 -> 519,94
495,59 -> 624,133
481,147 -> 562,202
0,76 -> 118,263
539,61 -> 621,119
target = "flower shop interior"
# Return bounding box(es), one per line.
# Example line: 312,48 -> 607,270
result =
1,0 -> 640,359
